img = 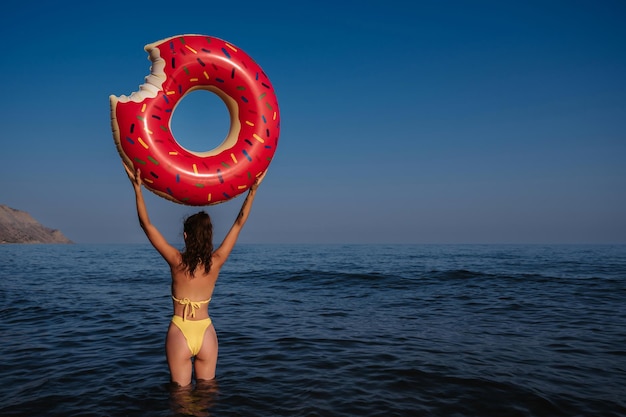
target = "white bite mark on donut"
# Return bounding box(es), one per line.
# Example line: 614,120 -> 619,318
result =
112,41 -> 167,104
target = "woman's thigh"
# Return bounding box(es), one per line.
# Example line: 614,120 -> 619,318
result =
165,322 -> 193,386
194,324 -> 218,380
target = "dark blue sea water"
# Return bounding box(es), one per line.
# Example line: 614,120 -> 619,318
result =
1,244 -> 625,417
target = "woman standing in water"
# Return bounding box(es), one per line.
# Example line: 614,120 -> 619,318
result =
126,165 -> 265,386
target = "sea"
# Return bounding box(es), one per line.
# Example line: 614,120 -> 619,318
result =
0,243 -> 624,417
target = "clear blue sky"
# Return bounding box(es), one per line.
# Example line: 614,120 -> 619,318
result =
1,0 -> 624,244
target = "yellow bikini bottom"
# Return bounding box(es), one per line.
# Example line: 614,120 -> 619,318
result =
171,315 -> 213,356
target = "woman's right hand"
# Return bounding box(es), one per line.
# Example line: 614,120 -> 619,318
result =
250,171 -> 267,191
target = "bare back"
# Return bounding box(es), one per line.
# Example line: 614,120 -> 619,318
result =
170,253 -> 223,320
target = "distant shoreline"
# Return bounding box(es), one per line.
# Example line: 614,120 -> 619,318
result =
0,204 -> 73,244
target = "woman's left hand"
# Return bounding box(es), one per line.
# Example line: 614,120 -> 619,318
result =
124,164 -> 142,190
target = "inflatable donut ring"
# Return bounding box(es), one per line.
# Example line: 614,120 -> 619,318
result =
110,34 -> 280,206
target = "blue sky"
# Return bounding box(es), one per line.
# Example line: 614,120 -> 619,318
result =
1,0 -> 624,244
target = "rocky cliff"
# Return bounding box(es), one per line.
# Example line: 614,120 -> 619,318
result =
0,205 -> 73,244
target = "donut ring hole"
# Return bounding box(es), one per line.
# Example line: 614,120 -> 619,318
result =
170,86 -> 241,157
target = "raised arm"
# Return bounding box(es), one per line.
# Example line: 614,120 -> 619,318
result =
212,171 -> 266,267
125,165 -> 181,267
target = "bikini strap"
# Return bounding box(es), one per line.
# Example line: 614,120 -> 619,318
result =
172,296 -> 211,321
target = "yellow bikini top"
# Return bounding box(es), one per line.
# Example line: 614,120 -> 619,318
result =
172,295 -> 211,321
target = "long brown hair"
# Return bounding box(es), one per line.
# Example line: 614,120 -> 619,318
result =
180,211 -> 213,276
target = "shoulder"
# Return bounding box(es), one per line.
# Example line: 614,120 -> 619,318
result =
167,250 -> 184,269
211,251 -> 227,270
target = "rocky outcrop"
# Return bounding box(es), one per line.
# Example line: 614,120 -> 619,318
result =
0,205 -> 73,244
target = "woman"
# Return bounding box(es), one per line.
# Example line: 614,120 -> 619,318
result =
126,165 -> 265,386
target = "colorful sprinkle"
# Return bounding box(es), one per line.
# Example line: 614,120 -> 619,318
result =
197,58 -> 205,67
245,121 -> 255,126
148,156 -> 159,165
141,103 -> 147,112
217,169 -> 224,183
230,153 -> 238,163
225,43 -> 237,52
169,151 -> 179,155
193,164 -> 198,175
138,137 -> 149,149
221,48 -> 231,59
253,134 -> 265,143
125,136 -> 135,145
203,71 -> 210,79
242,150 -> 252,161
185,45 -> 198,54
